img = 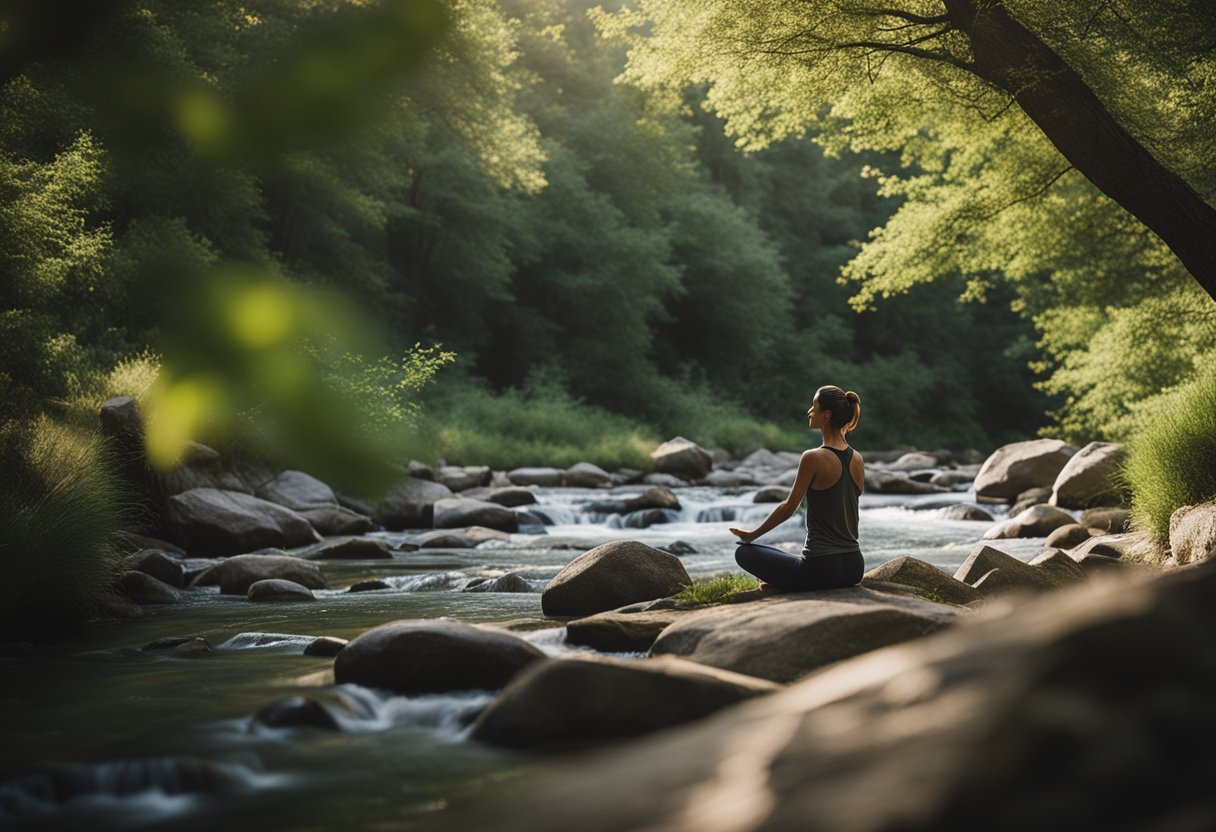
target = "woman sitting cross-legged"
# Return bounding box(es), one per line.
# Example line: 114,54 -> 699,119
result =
728,385 -> 865,592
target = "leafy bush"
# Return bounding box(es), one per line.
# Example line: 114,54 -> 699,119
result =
0,417 -> 131,639
1123,364 -> 1216,548
672,573 -> 760,605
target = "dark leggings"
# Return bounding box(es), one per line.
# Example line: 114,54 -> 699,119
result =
735,542 -> 864,592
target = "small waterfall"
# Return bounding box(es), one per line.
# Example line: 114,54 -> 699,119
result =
386,571 -> 471,591
694,507 -> 737,523
219,632 -> 316,651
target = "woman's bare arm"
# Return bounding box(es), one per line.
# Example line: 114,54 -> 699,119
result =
729,450 -> 816,543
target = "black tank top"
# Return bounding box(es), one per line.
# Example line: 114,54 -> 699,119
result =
803,446 -> 862,558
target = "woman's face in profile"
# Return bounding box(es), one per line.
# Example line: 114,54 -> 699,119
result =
807,396 -> 826,430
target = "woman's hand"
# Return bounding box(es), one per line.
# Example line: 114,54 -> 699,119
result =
729,527 -> 757,544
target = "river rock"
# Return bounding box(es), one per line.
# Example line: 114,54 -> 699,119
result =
462,573 -> 535,593
886,452 -> 938,472
1009,486 -> 1053,515
507,467 -> 566,487
432,499 -> 518,532
542,541 -> 691,617
142,635 -> 213,657
191,554 -> 328,595
1169,501 -> 1216,564
298,537 -> 393,560
470,656 -> 778,750
1027,549 -> 1088,585
566,609 -> 686,652
407,459 -> 435,480
954,545 -> 1068,595
167,488 -> 320,555
929,470 -> 975,488
333,620 -> 545,694
864,470 -> 947,494
649,587 -> 956,683
1045,523 -> 1094,550
753,486 -> 787,503
455,560 -> 1216,832
641,472 -> 688,488
983,504 -> 1076,539
620,508 -> 678,528
254,470 -> 336,510
699,469 -> 757,487
375,478 -> 454,530
1080,507 -> 1131,533
939,504 -> 993,522
247,579 -> 315,602
861,557 -> 982,606
116,571 -> 185,605
435,465 -> 492,492
251,696 -> 341,731
650,437 -> 713,479
974,439 -> 1076,501
459,486 -> 538,507
1072,531 -> 1148,560
564,462 -> 612,488
347,579 -> 392,593
1049,441 -> 1127,509
304,636 -> 348,657
296,505 -> 375,536
133,549 -> 186,587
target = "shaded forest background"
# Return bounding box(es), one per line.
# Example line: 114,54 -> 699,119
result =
3,0 -> 1213,473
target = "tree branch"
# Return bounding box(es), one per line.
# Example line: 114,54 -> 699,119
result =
835,40 -> 975,73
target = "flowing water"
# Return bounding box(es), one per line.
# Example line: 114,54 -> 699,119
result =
0,484 -> 1042,831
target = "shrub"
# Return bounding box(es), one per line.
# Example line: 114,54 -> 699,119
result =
672,573 -> 760,605
0,417 -> 131,639
1122,364 -> 1216,548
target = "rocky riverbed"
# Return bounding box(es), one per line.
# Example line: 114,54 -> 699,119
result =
4,401 -> 1214,831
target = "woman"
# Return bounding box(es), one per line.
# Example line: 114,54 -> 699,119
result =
728,386 -> 864,591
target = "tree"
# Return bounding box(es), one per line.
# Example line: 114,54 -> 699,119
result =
599,0 -> 1216,302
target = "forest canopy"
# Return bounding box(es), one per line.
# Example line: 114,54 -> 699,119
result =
2,0 -> 1212,477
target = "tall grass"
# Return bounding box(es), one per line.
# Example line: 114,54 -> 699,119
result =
1122,365 -> 1216,551
672,573 -> 760,605
0,417 -> 132,639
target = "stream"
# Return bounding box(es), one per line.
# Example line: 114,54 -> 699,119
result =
0,484 -> 1038,831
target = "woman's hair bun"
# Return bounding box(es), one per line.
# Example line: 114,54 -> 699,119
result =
845,390 -> 860,402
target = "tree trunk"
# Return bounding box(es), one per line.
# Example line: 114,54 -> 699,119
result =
942,0 -> 1216,302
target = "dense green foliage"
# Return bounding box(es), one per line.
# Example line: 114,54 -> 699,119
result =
0,418 -> 130,638
1123,366 -> 1216,547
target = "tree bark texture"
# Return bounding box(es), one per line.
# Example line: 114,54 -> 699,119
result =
941,0 -> 1216,302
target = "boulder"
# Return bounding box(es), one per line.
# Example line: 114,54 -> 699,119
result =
459,487 -> 539,507
753,486 -> 788,504
864,470 -> 947,494
116,571 -> 185,605
375,478 -> 454,530
99,395 -> 143,441
407,459 -> 435,480
1049,441 -> 1127,509
564,463 -> 613,488
470,656 -> 778,749
433,560 -> 1216,832
983,504 -> 1076,539
296,505 -> 375,536
929,470 -> 976,488
166,488 -> 320,555
304,636 -> 348,657
1027,549 -> 1088,586
641,472 -> 688,488
1010,486 -> 1054,516
954,545 -> 1069,594
566,609 -> 686,652
1169,501 -> 1216,564
886,452 -> 938,472
619,508 -> 678,529
435,465 -> 492,492
251,696 -> 341,731
333,620 -> 545,694
939,504 -> 993,522
1072,532 -> 1148,560
432,498 -> 519,532
861,557 -> 982,606
541,541 -> 692,617
1080,507 -> 1131,533
507,467 -> 566,487
974,439 -> 1076,500
191,554 -> 328,595
699,469 -> 757,487
141,635 -> 213,657
650,436 -> 713,480
462,573 -> 535,593
347,579 -> 392,593
133,549 -> 186,588
1045,523 -> 1094,550
254,469 -> 336,510
298,537 -> 394,560
649,587 -> 956,683
247,579 -> 315,603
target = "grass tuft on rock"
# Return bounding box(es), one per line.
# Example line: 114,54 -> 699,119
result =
673,573 -> 760,606
1122,364 -> 1216,548
0,417 -> 132,639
